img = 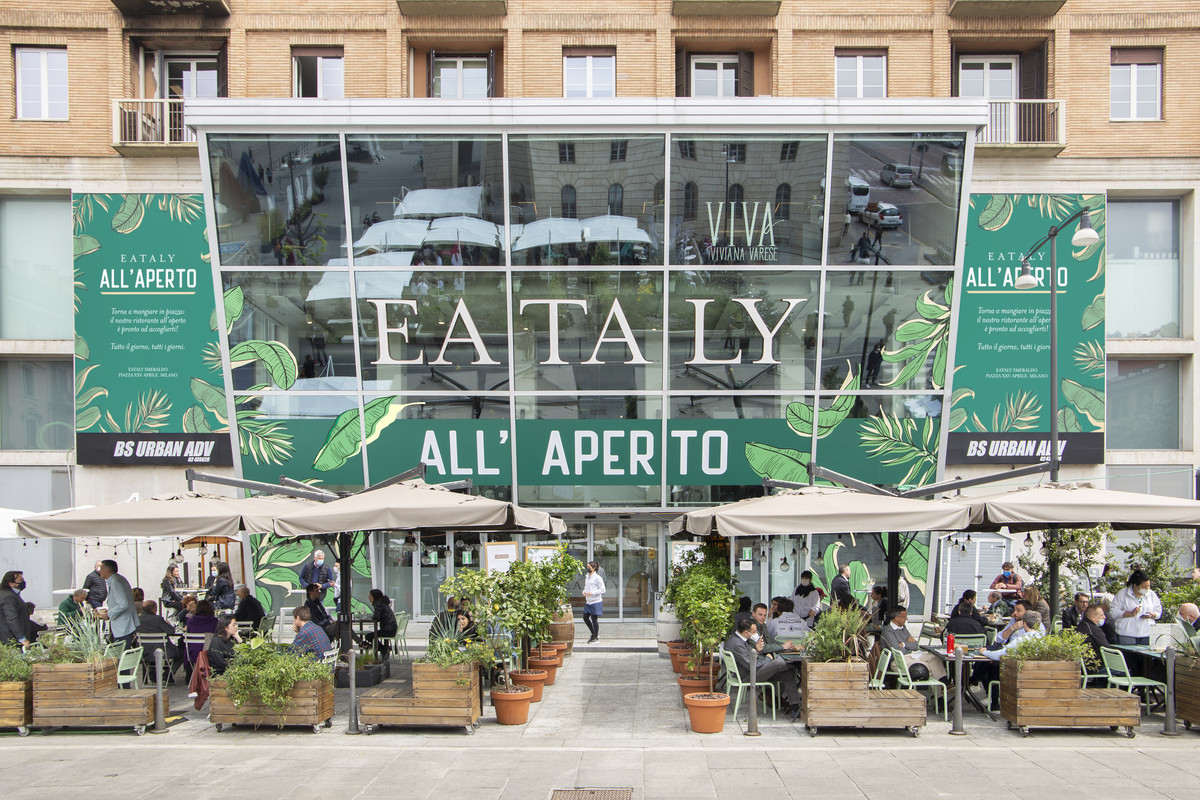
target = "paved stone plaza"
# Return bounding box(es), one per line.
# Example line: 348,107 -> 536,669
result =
2,649 -> 1199,800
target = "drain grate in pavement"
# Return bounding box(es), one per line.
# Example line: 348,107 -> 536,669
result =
550,790 -> 633,800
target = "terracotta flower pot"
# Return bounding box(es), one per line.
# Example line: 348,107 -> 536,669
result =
677,674 -> 711,703
681,658 -> 717,678
492,685 -> 534,725
510,669 -> 548,702
683,692 -> 730,734
528,656 -> 559,685
533,645 -> 564,667
545,641 -> 569,660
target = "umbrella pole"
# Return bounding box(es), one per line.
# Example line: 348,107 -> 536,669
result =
339,531 -> 353,652
885,533 -> 902,612
1047,526 -> 1060,625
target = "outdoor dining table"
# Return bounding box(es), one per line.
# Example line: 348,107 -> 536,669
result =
919,645 -> 998,733
1110,643 -> 1181,735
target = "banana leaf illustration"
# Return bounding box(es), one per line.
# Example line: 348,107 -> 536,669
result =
74,334 -> 89,360
351,535 -> 372,577
313,397 -> 421,472
190,378 -> 228,423
75,364 -> 107,432
786,365 -> 859,438
744,442 -> 813,483
1027,194 -> 1076,221
881,279 -> 952,390
111,195 -> 145,234
883,531 -> 930,596
1062,379 -> 1104,428
73,268 -> 85,313
859,413 -> 939,487
971,391 -> 1041,433
104,390 -> 171,433
72,194 -> 110,234
978,195 -> 1014,231
948,387 -> 974,432
182,405 -> 212,433
257,566 -> 303,591
73,234 -> 100,259
256,537 -> 314,568
237,410 -> 295,465
158,194 -> 204,224
228,340 -> 298,390
210,286 -> 244,333
202,341 -> 222,372
1073,341 -> 1105,377
1082,294 -> 1105,331
1057,407 -> 1082,433
201,228 -> 211,265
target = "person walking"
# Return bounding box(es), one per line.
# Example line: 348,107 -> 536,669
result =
83,560 -> 107,609
582,561 -> 605,643
97,560 -> 137,650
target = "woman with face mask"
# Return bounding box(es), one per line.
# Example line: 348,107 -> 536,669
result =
1110,568 -> 1162,645
790,570 -> 822,628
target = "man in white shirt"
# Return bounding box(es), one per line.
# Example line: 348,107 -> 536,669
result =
983,611 -> 1044,662
881,608 -> 945,681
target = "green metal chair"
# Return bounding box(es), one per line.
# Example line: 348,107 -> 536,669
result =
869,649 -> 893,689
103,640 -> 126,662
1099,646 -> 1166,715
917,622 -> 942,647
394,612 -> 411,659
888,648 -> 948,720
719,647 -> 777,721
946,634 -> 987,649
116,645 -> 143,689
1079,656 -> 1106,688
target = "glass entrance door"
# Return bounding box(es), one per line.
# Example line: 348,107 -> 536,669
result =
959,57 -> 1018,143
164,57 -> 218,143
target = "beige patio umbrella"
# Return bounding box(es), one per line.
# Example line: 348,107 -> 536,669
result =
15,492 -> 321,540
669,485 -> 972,538
949,482 -> 1200,531
272,479 -> 566,537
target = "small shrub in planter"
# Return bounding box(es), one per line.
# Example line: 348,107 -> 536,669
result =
215,637 -> 334,730
0,642 -> 33,735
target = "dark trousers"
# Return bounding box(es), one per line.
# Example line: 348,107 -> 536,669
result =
757,657 -> 800,706
582,612 -> 599,638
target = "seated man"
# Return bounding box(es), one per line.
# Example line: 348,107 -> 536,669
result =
1061,593 -> 1089,631
1178,602 -> 1200,634
985,591 -> 1011,619
234,586 -> 266,631
723,618 -> 800,715
990,561 -> 1024,602
751,603 -> 798,655
995,601 -> 1038,642
983,611 -> 1044,662
290,606 -> 332,660
304,583 -> 338,642
945,600 -> 986,637
57,589 -> 88,626
1076,603 -> 1112,669
769,598 -> 809,639
136,600 -> 182,665
24,603 -> 48,642
881,608 -> 945,681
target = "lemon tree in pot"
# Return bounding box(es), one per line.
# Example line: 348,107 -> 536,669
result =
674,567 -> 736,733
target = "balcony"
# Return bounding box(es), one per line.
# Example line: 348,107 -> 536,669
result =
396,0 -> 506,14
976,99 -> 1064,154
672,0 -> 780,14
948,0 -> 1065,17
110,0 -> 230,15
112,99 -> 198,156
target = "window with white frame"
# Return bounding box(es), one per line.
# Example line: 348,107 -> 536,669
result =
835,51 -> 886,99
432,56 -> 489,99
690,56 -> 738,98
1111,48 -> 1162,121
293,50 -> 343,99
563,51 -> 614,98
15,47 -> 68,120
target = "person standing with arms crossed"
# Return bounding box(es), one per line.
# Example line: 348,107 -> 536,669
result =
582,561 -> 605,644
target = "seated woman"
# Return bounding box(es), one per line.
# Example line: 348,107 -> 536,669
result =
185,599 -> 219,664
206,613 -> 241,676
361,589 -> 398,656
951,590 -> 987,627
790,571 -> 823,628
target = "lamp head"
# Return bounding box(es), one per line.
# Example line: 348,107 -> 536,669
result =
1014,257 -> 1039,290
1071,209 -> 1100,248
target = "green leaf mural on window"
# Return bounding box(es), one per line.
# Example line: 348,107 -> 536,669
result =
312,396 -> 421,471
111,195 -> 146,234
859,413 -> 939,488
228,340 -> 298,390
881,280 -> 952,390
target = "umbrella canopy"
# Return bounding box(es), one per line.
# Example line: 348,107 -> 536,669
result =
669,485 -> 972,538
423,216 -> 502,248
0,507 -> 35,539
354,218 -> 431,254
510,217 -> 583,251
580,214 -> 652,244
273,479 -> 565,538
16,493 -> 321,540
951,482 -> 1200,532
393,185 -> 483,219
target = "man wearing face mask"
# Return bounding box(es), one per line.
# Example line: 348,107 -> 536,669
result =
723,617 -> 801,715
1076,603 -> 1112,669
0,571 -> 32,647
989,561 -> 1024,602
300,551 -> 336,600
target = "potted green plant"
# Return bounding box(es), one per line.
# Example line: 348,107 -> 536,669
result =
334,648 -> 386,689
537,546 -> 584,655
673,567 -> 735,733
0,641 -> 33,736
800,604 -> 925,737
210,635 -> 334,732
999,629 -> 1138,737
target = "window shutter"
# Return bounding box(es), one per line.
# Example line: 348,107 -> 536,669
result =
675,47 -> 688,97
427,48 -> 435,97
216,42 -> 229,98
1019,44 -> 1046,99
487,49 -> 496,97
737,51 -> 753,97
1111,47 -> 1163,65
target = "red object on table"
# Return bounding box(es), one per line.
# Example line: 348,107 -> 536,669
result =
946,633 -> 955,654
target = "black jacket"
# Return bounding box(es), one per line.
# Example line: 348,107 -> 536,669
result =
235,594 -> 267,629
207,634 -> 237,675
210,576 -> 236,610
161,577 -> 184,612
83,570 -> 107,607
1061,605 -> 1084,631
372,596 -> 398,637
0,587 -> 30,644
945,614 -> 986,637
305,596 -> 332,628
830,574 -> 856,608
1077,617 -> 1111,664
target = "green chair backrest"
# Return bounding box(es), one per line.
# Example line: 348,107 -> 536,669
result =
720,648 -> 746,689
1099,646 -> 1129,678
117,646 -> 143,678
948,634 -> 987,649
871,649 -> 892,686
103,641 -> 126,661
887,648 -> 914,688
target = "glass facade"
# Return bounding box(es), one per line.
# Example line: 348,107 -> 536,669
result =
1106,359 -> 1180,450
1107,200 -> 1180,338
0,197 -> 73,339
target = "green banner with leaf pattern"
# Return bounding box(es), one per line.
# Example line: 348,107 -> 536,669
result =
73,193 -> 232,465
947,194 -> 1105,464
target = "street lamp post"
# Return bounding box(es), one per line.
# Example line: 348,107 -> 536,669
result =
1015,206 -> 1099,624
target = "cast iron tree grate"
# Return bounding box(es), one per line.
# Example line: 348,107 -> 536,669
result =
550,791 -> 634,800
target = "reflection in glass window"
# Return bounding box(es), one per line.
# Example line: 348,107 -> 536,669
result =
0,360 -> 74,449
780,141 -> 798,162
671,136 -> 827,266
355,270 -> 509,393
558,142 -> 575,164
825,133 -> 964,267
0,197 -> 72,339
1107,200 -> 1179,338
561,185 -> 577,218
678,140 -> 696,160
508,135 -> 664,266
223,271 -> 357,392
345,134 -> 503,267
1107,359 -> 1179,450
208,134 -> 347,267
610,140 -> 627,162
775,184 -> 791,220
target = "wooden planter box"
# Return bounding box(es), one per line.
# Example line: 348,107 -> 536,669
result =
1000,660 -> 1139,737
800,661 -> 926,737
32,659 -> 158,734
0,680 -> 32,735
359,662 -> 482,734
209,678 -> 334,732
1173,655 -> 1200,730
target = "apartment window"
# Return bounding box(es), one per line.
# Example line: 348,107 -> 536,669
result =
561,185 -> 577,218
165,57 -> 219,100
1107,200 -> 1180,338
429,50 -> 495,98
0,360 -> 74,450
1107,359 -> 1179,449
15,47 -> 68,120
725,143 -> 746,163
691,56 -> 738,98
607,184 -> 624,216
836,51 -> 886,98
610,140 -> 627,162
677,140 -> 696,159
293,49 -> 343,99
683,181 -> 698,221
563,50 -> 614,98
775,184 -> 791,220
1111,48 -> 1162,121
558,142 -> 575,163
780,141 -> 799,162
0,197 -> 72,339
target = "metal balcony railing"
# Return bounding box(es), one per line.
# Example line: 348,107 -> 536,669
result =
980,99 -> 1063,146
113,99 -> 196,147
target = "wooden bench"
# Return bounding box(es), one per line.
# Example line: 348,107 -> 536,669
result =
800,661 -> 926,737
360,663 -> 482,734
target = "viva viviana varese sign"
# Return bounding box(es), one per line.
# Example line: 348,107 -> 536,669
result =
73,192 -> 1104,481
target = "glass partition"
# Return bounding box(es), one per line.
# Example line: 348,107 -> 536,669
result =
209,135 -> 347,267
